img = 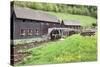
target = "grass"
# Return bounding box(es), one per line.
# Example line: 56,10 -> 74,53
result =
48,12 -> 96,27
17,34 -> 97,65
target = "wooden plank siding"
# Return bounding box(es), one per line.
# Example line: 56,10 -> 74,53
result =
13,17 -> 60,39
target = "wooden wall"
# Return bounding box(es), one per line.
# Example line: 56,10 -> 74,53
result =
13,17 -> 60,39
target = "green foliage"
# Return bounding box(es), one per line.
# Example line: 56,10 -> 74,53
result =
13,1 -> 97,18
92,23 -> 97,27
17,34 -> 97,65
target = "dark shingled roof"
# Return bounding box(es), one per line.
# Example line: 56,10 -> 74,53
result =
63,20 -> 81,26
14,7 -> 59,23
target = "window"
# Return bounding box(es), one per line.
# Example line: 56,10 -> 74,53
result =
20,29 -> 26,36
36,29 -> 39,35
46,23 -> 49,25
28,29 -> 33,36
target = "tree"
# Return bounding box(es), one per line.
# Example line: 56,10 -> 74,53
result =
13,1 -> 97,18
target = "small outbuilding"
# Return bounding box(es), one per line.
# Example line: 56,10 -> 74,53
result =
62,20 -> 81,30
